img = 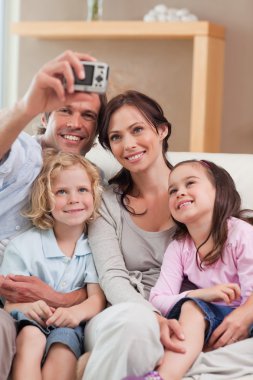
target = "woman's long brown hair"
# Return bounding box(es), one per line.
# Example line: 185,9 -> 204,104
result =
98,90 -> 173,213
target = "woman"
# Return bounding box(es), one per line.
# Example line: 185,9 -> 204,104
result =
83,91 -> 253,380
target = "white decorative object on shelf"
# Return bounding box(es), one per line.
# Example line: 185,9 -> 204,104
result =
143,5 -> 198,22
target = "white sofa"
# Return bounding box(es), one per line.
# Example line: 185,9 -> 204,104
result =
87,144 -> 253,210
86,144 -> 253,380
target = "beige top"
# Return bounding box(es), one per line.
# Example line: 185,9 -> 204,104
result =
88,186 -> 175,311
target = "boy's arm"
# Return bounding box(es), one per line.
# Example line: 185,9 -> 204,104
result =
71,283 -> 106,321
46,284 -> 106,327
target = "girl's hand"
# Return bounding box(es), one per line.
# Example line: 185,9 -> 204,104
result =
188,283 -> 241,304
23,300 -> 55,327
156,314 -> 186,353
46,306 -> 81,328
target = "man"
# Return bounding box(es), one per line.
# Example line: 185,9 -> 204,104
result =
0,50 -> 106,380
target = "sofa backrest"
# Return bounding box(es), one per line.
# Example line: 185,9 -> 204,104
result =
86,144 -> 253,210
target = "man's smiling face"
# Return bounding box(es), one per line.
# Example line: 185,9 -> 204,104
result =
41,93 -> 101,155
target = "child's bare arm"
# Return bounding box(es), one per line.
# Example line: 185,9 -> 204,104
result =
187,283 -> 241,304
45,284 -> 106,328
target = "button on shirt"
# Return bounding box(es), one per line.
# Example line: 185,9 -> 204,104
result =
0,132 -> 42,241
0,228 -> 98,293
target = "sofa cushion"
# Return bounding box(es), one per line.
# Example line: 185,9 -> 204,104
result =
86,144 -> 253,210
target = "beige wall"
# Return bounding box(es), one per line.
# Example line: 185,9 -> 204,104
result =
15,0 -> 253,153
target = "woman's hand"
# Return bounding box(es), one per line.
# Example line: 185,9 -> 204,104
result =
188,283 -> 241,304
207,295 -> 253,349
156,313 -> 186,353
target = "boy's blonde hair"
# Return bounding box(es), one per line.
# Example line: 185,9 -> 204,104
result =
24,148 -> 102,229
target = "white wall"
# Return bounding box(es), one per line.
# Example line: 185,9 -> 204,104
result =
0,0 -> 20,108
0,0 -> 5,107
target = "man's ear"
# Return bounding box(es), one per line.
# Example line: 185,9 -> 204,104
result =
158,124 -> 168,140
41,114 -> 47,127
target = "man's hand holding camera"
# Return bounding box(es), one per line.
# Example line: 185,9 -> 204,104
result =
18,50 -> 98,120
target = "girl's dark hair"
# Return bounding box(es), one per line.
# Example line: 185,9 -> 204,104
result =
172,160 -> 253,268
98,90 -> 172,212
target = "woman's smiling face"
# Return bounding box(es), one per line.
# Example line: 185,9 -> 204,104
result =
107,105 -> 167,173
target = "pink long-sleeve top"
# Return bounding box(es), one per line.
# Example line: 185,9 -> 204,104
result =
149,217 -> 253,316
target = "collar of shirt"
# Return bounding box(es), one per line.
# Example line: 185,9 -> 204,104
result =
41,229 -> 91,258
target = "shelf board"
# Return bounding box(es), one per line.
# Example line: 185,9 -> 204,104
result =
11,20 -> 225,152
11,21 -> 225,40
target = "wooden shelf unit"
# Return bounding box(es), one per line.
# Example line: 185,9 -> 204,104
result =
11,21 -> 225,152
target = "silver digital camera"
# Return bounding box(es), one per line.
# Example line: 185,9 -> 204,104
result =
73,61 -> 109,94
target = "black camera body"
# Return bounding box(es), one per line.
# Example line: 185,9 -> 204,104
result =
74,61 -> 109,93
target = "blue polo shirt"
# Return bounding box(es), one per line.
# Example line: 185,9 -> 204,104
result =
0,132 -> 42,241
0,228 -> 98,293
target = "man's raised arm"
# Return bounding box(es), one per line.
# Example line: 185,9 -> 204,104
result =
0,274 -> 87,308
0,50 -> 96,159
